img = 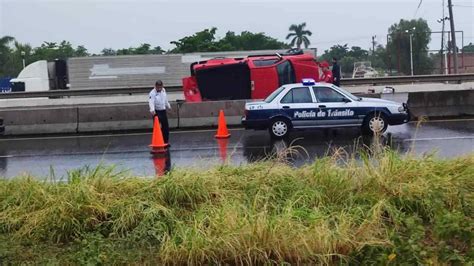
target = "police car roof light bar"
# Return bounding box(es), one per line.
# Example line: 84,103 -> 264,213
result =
302,78 -> 316,86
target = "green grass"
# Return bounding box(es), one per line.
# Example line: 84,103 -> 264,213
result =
0,147 -> 473,265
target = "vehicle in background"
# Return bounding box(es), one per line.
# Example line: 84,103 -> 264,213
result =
0,77 -> 13,93
9,60 -> 68,92
182,49 -> 321,102
352,61 -> 379,78
242,79 -> 409,138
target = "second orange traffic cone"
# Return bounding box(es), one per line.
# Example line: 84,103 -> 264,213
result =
215,109 -> 231,138
149,116 -> 168,154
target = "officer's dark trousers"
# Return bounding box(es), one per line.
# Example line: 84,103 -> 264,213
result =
154,110 -> 169,143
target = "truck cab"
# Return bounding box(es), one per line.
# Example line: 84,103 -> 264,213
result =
9,59 -> 68,92
182,50 -> 320,102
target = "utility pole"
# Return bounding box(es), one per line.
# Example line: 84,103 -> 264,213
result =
440,0 -> 445,74
447,0 -> 458,73
371,35 -> 376,55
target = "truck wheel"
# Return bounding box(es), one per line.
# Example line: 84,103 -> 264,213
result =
362,113 -> 388,135
269,118 -> 290,139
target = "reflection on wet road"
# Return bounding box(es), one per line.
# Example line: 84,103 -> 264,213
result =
0,119 -> 473,179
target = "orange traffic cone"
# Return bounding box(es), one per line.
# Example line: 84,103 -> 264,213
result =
215,110 -> 231,138
149,116 -> 168,154
217,138 -> 229,163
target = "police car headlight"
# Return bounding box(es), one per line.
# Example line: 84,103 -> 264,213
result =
398,106 -> 405,113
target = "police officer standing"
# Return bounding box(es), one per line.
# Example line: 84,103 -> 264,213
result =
149,80 -> 171,144
332,57 -> 341,87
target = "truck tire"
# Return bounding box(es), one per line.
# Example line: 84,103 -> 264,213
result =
269,118 -> 291,139
362,112 -> 388,135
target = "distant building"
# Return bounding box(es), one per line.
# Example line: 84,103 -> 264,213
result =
433,53 -> 474,74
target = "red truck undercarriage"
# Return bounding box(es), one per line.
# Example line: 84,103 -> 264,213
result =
182,50 -> 321,102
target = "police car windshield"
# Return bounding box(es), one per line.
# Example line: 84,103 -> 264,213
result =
331,85 -> 361,101
264,86 -> 285,103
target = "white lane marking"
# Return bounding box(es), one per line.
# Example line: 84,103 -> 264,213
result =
2,145 -> 247,158
0,132 -> 149,141
410,118 -> 474,123
0,128 -> 245,142
403,136 -> 474,142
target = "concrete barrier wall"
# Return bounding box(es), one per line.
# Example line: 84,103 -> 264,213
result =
408,90 -> 474,118
0,100 -> 247,135
0,107 -> 78,135
2,90 -> 471,136
77,103 -> 178,132
75,100 -> 247,133
178,100 -> 246,127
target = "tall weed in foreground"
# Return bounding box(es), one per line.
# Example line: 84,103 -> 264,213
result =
0,148 -> 472,264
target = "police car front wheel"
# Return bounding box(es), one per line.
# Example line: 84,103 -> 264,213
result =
269,119 -> 290,138
362,113 -> 388,135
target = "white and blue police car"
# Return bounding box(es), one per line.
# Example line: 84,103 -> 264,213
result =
242,79 -> 409,138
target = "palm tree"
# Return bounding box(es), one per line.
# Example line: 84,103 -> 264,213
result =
0,36 -> 14,46
0,36 -> 15,76
286,23 -> 312,49
0,36 -> 14,55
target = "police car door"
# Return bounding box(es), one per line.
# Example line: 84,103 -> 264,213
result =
312,86 -> 359,125
279,87 -> 318,127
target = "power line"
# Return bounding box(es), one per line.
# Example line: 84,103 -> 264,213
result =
414,0 -> 423,17
312,35 -> 375,45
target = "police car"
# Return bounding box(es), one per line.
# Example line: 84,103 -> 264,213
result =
241,79 -> 409,138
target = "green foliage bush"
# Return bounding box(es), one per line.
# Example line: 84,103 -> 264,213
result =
0,151 -> 472,264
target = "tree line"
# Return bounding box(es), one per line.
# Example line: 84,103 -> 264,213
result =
1,19 -> 470,78
0,25 -> 303,77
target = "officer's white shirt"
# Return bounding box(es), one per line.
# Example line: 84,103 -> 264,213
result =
148,87 -> 171,113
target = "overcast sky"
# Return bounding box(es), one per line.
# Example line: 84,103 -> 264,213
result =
1,0 -> 473,55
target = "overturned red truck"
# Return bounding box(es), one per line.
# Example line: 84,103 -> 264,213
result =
182,49 -> 321,102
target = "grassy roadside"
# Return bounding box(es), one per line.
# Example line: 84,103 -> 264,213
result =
0,149 -> 473,264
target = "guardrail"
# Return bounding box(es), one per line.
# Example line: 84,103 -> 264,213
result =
340,73 -> 474,86
1,74 -> 473,99
0,86 -> 182,99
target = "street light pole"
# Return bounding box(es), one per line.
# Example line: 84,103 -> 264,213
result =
405,27 -> 415,76
409,33 -> 414,76
21,51 -> 26,69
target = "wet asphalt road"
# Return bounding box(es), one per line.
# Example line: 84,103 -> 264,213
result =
1,118 -> 473,179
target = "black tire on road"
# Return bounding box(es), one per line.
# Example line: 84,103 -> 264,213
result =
269,118 -> 291,139
362,113 -> 388,135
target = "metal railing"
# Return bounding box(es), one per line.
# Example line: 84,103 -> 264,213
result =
0,86 -> 181,99
340,73 -> 474,86
1,74 -> 473,99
